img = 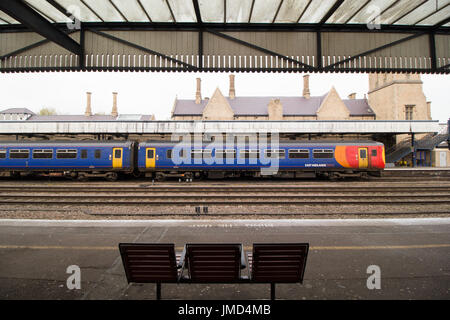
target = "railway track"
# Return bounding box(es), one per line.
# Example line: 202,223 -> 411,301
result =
1,180 -> 449,216
0,185 -> 449,193
1,194 -> 449,206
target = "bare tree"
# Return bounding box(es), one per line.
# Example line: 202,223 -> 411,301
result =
39,107 -> 57,116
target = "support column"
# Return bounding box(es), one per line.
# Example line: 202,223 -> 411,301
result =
156,283 -> 161,300
270,283 -> 276,300
411,133 -> 416,167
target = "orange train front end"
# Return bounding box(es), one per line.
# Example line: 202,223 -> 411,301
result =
335,143 -> 385,170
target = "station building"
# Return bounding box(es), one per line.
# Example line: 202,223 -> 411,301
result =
171,73 -> 448,167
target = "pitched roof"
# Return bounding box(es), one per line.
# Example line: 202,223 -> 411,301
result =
27,115 -> 117,121
173,95 -> 374,117
0,108 -> 35,114
343,99 -> 375,116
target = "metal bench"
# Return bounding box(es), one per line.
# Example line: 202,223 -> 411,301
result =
118,243 -> 183,300
119,242 -> 309,300
247,243 -> 309,300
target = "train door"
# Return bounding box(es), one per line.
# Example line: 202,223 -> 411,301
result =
146,148 -> 156,168
112,148 -> 123,168
358,148 -> 368,168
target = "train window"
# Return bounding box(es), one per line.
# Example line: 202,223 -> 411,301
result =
265,149 -> 285,159
56,149 -> 77,159
249,150 -> 259,159
203,150 -> 212,159
9,149 -> 29,159
313,149 -> 334,159
32,149 -> 53,159
95,149 -> 102,159
191,150 -> 202,159
166,150 -> 172,159
215,149 -> 224,158
359,149 -> 367,158
215,150 -> 236,159
146,149 -> 154,158
239,150 -> 249,159
239,150 -> 259,159
0,150 -> 6,159
289,149 -> 309,159
371,149 -> 377,157
114,149 -> 122,158
81,150 -> 88,159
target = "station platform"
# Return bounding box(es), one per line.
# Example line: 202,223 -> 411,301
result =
0,218 -> 449,300
383,167 -> 450,177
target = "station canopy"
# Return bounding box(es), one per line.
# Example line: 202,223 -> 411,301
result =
0,1 -> 449,74
0,0 -> 448,26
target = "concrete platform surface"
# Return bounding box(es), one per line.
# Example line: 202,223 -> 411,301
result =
0,218 -> 449,300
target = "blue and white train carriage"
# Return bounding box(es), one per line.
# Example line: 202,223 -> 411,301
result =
137,140 -> 385,181
0,141 -> 135,181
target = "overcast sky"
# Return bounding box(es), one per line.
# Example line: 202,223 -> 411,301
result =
0,72 -> 448,123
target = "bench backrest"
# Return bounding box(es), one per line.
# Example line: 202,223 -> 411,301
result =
185,243 -> 242,282
119,243 -> 178,283
251,243 -> 309,283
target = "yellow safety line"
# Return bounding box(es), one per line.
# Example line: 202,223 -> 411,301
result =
1,244 -> 450,251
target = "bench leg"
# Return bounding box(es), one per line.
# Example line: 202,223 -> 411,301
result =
270,283 -> 275,300
156,283 -> 161,300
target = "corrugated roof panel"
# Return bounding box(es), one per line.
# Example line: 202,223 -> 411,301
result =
24,0 -> 72,23
326,0 -> 369,24
110,0 -> 150,22
0,11 -> 19,24
139,0 -> 174,22
348,0 -> 396,24
83,0 -> 125,22
416,4 -> 450,25
167,0 -> 197,22
199,0 -> 224,23
54,0 -> 102,22
250,0 -> 282,23
380,0 -> 425,24
299,0 -> 338,23
226,0 -> 253,22
274,0 -> 310,23
394,0 -> 450,25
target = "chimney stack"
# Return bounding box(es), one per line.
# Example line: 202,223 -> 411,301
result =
85,92 -> 92,116
348,93 -> 356,99
111,92 -> 118,117
303,75 -> 310,99
426,101 -> 431,120
195,78 -> 202,104
229,74 -> 236,99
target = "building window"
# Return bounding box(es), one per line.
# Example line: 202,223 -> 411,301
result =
405,105 -> 414,120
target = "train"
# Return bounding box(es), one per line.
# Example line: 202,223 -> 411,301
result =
0,140 -> 385,181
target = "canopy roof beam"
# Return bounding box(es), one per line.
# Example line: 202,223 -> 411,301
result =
0,0 -> 81,56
